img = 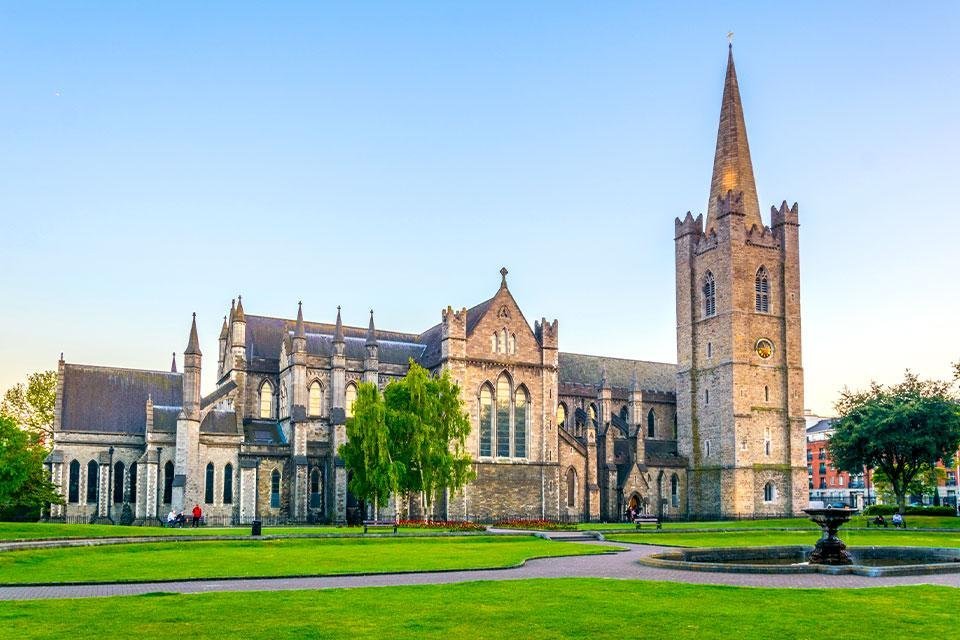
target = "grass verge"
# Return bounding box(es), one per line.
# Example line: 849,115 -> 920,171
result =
0,536 -> 617,585
0,579 -> 954,639
606,528 -> 960,548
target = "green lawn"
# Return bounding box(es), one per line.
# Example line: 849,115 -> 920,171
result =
0,579 -> 954,639
607,528 -> 960,548
0,536 -> 617,585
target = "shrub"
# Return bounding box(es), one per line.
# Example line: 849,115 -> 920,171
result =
863,504 -> 957,517
397,519 -> 486,531
493,519 -> 577,531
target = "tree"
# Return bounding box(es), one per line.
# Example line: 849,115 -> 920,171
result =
1,370 -> 57,441
385,363 -> 474,520
829,371 -> 960,513
0,415 -> 62,520
339,383 -> 400,516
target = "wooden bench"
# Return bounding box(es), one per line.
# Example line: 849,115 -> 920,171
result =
363,519 -> 398,534
634,515 -> 661,530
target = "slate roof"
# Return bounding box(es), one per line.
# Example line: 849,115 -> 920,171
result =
243,419 -> 287,445
201,410 -> 239,435
464,297 -> 494,336
558,353 -> 676,394
807,419 -> 836,434
61,364 -> 183,435
151,406 -> 181,433
245,314 -> 425,371
644,439 -> 688,467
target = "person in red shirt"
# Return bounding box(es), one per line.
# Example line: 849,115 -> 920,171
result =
191,504 -> 203,528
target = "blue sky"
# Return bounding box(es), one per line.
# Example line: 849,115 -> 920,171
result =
1,2 -> 957,414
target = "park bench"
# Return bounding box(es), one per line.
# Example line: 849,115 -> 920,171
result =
867,516 -> 888,528
633,515 -> 661,530
363,519 -> 398,534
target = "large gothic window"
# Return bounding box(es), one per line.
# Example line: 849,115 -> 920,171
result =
86,460 -> 99,504
129,461 -> 137,504
163,461 -> 174,504
345,383 -> 358,418
308,381 -> 323,417
496,375 -> 511,458
703,271 -> 716,318
479,385 -> 493,457
205,463 -> 215,504
755,266 -> 770,313
514,386 -> 528,458
566,467 -> 577,508
223,463 -> 234,504
113,461 -> 124,503
259,381 -> 274,419
556,403 -> 566,430
647,409 -> 656,438
270,469 -> 281,508
68,460 -> 80,503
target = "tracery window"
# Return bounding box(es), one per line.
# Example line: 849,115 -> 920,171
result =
259,381 -> 274,419
479,385 -> 493,457
764,482 -> 776,502
703,271 -> 716,317
496,375 -> 511,458
755,266 -> 769,313
514,386 -> 528,458
647,409 -> 656,438
345,383 -> 358,418
308,381 -> 323,417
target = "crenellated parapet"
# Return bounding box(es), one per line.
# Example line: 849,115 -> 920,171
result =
771,200 -> 800,228
535,317 -> 558,349
674,211 -> 704,240
441,305 -> 467,340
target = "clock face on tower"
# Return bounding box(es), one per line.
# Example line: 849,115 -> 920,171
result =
755,338 -> 774,359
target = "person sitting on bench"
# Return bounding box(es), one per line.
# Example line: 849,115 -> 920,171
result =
871,514 -> 887,527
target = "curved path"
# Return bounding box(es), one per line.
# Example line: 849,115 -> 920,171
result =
0,537 -> 958,601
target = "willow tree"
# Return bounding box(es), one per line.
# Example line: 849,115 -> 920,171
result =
385,362 -> 474,520
829,371 -> 960,513
338,382 -> 399,517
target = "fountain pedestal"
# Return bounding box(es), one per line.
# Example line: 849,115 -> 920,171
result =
804,507 -> 855,565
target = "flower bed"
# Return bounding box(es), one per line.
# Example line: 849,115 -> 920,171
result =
397,520 -> 487,532
493,519 -> 577,531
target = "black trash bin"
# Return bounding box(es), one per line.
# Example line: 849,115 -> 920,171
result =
251,520 -> 262,536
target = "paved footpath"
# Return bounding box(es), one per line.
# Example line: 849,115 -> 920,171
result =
1,539 -> 958,601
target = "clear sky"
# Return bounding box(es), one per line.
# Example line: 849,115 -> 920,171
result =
1,2 -> 957,415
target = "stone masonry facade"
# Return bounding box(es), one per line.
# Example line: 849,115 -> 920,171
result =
45,46 -> 806,524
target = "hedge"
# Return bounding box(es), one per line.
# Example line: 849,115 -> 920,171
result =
863,504 -> 957,517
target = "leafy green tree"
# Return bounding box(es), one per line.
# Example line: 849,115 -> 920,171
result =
1,370 -> 57,441
0,415 -> 62,520
385,363 -> 473,520
339,383 -> 400,516
829,371 -> 960,513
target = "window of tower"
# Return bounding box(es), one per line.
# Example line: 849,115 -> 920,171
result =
763,482 -> 776,502
764,385 -> 769,402
755,266 -> 770,313
259,381 -> 274,419
705,389 -> 710,405
707,342 -> 712,358
309,381 -> 323,417
703,272 -> 716,317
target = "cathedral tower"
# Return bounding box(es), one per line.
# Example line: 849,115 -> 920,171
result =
675,46 -> 806,516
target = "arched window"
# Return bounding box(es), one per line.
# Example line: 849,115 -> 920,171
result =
764,482 -> 776,502
671,474 -> 679,507
86,460 -> 99,504
308,381 -> 323,417
344,383 -> 358,418
310,468 -> 322,508
566,467 -> 577,508
223,464 -> 233,504
764,385 -> 770,402
647,409 -> 656,438
113,461 -> 125,503
163,461 -> 174,504
270,469 -> 281,508
703,271 -> 716,317
556,403 -> 566,429
129,461 -> 137,504
514,386 -> 528,458
491,333 -> 498,353
68,460 -> 80,503
496,375 -> 511,458
508,333 -> 516,355
259,381 -> 274,419
479,385 -> 493,457
500,329 -> 507,354
205,462 -> 215,504
755,266 -> 769,313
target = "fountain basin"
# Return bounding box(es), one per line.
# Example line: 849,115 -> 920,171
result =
640,545 -> 960,577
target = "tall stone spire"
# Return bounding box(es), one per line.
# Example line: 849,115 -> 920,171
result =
333,306 -> 344,344
706,44 -> 762,233
171,352 -> 178,373
234,295 -> 245,322
295,301 -> 305,339
185,312 -> 201,356
366,309 -> 377,347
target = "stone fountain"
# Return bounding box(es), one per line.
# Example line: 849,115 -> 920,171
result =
804,506 -> 856,565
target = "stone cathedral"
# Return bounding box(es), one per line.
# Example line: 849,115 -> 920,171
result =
45,47 -> 807,524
